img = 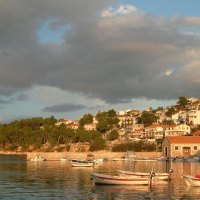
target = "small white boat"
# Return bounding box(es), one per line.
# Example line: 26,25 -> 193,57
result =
111,158 -> 129,161
71,162 -> 94,167
91,172 -> 153,185
30,156 -> 46,162
117,169 -> 173,181
93,158 -> 105,164
183,175 -> 200,187
60,158 -> 68,161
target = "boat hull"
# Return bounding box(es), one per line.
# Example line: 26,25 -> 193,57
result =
183,175 -> 200,187
117,170 -> 170,181
91,173 -> 150,185
71,162 -> 93,167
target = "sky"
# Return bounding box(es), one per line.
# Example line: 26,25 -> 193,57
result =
1,0 -> 200,123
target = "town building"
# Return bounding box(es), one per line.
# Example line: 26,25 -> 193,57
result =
165,124 -> 191,136
55,119 -> 72,126
188,110 -> 200,125
155,110 -> 167,123
171,110 -> 187,124
162,136 -> 200,157
142,124 -> 167,139
67,123 -> 79,130
84,123 -> 97,131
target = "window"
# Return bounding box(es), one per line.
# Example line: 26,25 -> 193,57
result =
194,146 -> 198,150
175,146 -> 178,150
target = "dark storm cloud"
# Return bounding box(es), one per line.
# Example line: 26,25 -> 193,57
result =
0,0 -> 200,105
42,103 -> 86,113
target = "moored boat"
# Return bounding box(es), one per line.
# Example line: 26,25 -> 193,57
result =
60,157 -> 68,161
71,162 -> 94,167
91,172 -> 153,185
182,175 -> 200,187
30,156 -> 46,162
71,159 -> 94,163
117,169 -> 173,181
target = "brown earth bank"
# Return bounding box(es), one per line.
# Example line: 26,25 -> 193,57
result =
0,151 -> 162,161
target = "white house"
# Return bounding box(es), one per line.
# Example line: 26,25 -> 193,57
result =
171,110 -> 187,124
165,124 -> 191,137
142,124 -> 167,139
84,123 -> 97,131
188,110 -> 200,125
55,119 -> 72,126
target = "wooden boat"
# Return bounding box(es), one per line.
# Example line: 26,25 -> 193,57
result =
117,169 -> 173,181
71,159 -> 94,163
30,156 -> 46,162
182,175 -> 200,187
71,162 -> 94,167
91,172 -> 153,185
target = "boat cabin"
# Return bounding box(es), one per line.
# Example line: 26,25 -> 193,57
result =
162,136 -> 200,158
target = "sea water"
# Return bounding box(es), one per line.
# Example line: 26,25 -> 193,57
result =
0,155 -> 200,200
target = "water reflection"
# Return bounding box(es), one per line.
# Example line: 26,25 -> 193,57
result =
1,157 -> 200,199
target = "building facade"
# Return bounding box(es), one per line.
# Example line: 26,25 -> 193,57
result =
162,136 -> 200,157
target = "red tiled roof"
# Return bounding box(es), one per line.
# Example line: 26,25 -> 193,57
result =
146,124 -> 168,129
167,136 -> 200,144
127,109 -> 140,113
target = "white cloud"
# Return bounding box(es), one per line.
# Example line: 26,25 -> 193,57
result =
101,5 -> 138,18
117,5 -> 137,15
165,69 -> 173,76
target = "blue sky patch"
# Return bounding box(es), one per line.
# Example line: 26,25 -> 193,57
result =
38,19 -> 72,44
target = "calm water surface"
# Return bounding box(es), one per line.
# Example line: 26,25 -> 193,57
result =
1,155 -> 200,200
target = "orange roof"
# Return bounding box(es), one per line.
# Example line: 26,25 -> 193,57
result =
167,136 -> 200,144
146,124 -> 168,129
127,109 -> 140,113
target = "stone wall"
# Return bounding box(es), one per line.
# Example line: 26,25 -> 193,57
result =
26,151 -> 162,161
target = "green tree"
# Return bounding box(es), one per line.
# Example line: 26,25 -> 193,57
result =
89,137 -> 106,151
107,109 -> 117,117
108,130 -> 119,141
162,119 -> 175,125
165,107 -> 176,117
177,96 -> 189,109
79,113 -> 93,126
136,111 -> 158,127
96,120 -> 109,133
96,109 -> 119,132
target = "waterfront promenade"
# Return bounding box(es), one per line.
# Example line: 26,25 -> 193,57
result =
0,151 -> 162,161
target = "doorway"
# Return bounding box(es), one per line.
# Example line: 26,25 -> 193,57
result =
183,147 -> 191,156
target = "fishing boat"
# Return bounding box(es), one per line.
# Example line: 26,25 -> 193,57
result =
71,159 -> 94,163
91,172 -> 154,185
71,162 -> 94,167
117,169 -> 173,181
182,174 -> 200,187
